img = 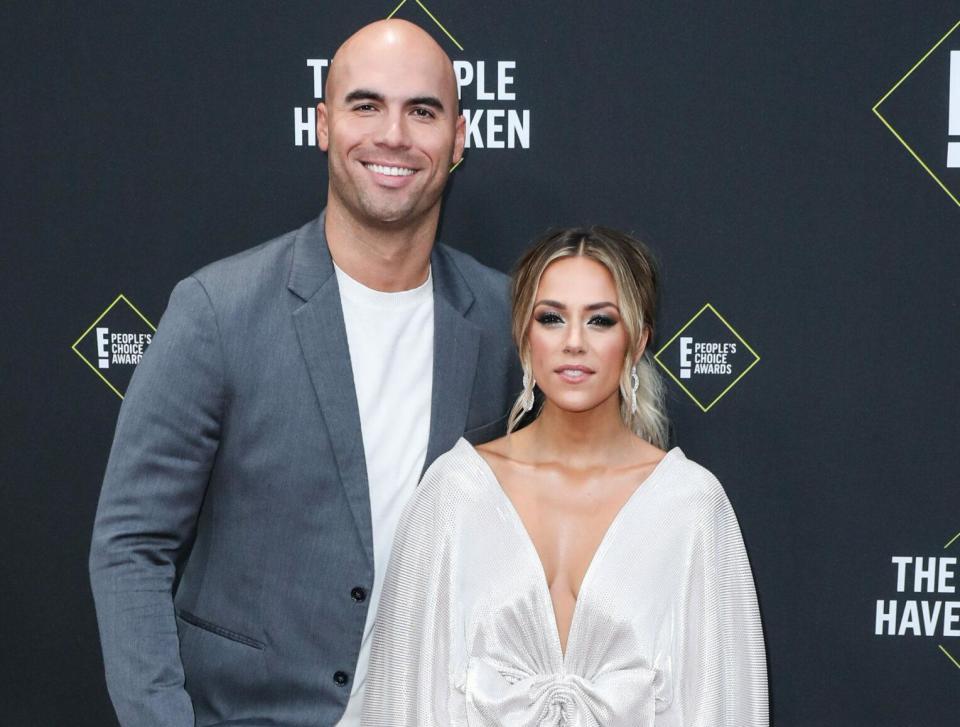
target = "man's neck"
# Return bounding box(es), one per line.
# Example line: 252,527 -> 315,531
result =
324,203 -> 438,292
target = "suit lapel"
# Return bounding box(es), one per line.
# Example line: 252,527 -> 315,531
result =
423,245 -> 481,473
289,215 -> 373,567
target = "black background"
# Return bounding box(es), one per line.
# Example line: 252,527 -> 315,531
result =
3,2 -> 959,724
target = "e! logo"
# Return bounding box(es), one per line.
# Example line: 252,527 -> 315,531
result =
949,51 -> 960,167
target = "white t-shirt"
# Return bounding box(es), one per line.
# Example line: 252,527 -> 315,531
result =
333,262 -> 434,726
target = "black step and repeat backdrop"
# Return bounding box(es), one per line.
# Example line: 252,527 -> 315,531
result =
3,1 -> 959,724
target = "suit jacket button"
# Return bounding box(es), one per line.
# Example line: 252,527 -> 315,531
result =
333,670 -> 349,686
350,586 -> 367,603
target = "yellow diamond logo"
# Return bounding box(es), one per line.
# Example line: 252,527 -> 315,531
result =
71,294 -> 156,399
942,529 -> 960,671
874,19 -> 960,206
654,303 -> 760,412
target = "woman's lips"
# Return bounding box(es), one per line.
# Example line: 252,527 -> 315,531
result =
555,365 -> 595,384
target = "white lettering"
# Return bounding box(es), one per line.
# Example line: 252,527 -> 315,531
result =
485,109 -> 505,149
96,327 -> 110,359
939,557 -> 957,594
950,51 -> 960,167
921,600 -> 942,635
453,60 -> 473,101
898,600 -> 921,635
497,61 -> 516,100
892,555 -> 912,592
915,556 -> 937,593
875,599 -> 897,635
294,107 -> 316,147
946,602 -> 960,636
475,61 -> 495,101
464,109 -> 484,148
680,337 -> 693,379
306,59 -> 328,99
507,109 -> 530,149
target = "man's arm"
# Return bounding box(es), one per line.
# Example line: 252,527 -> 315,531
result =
89,276 -> 225,727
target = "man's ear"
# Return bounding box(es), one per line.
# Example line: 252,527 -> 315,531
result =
452,114 -> 466,166
316,102 -> 329,151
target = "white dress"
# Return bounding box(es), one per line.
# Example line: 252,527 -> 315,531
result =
362,439 -> 768,726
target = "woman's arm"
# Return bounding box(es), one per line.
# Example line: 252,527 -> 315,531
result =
663,473 -> 769,726
362,455 -> 466,726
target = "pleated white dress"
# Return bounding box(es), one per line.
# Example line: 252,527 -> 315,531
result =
362,439 -> 768,726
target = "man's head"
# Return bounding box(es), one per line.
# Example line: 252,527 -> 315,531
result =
317,19 -> 464,232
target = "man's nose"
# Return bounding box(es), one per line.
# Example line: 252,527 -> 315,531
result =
375,112 -> 410,148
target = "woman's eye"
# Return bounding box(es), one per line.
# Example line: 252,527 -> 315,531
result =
535,312 -> 564,326
589,314 -> 617,328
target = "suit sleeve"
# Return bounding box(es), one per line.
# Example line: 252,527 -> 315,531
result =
361,457 -> 466,726
89,276 -> 225,727
661,476 -> 769,727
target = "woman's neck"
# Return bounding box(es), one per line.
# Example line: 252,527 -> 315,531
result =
523,395 -> 636,470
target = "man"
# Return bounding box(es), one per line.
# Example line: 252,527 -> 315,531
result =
89,19 -> 518,726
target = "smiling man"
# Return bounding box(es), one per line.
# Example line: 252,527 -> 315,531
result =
89,19 -> 518,727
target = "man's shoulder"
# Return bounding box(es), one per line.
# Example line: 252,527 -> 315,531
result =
435,243 -> 509,292
189,224 -> 303,290
434,243 -> 510,323
175,217 -> 327,311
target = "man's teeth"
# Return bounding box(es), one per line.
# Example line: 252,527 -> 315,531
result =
365,163 -> 415,177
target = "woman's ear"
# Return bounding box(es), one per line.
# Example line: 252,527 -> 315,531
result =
634,328 -> 650,363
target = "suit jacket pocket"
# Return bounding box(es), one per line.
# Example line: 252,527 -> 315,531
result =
177,609 -> 264,649
177,610 -> 268,722
463,414 -> 508,445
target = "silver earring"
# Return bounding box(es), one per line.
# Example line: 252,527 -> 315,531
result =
521,368 -> 536,413
630,366 -> 640,414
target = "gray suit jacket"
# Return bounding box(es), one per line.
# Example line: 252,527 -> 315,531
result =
89,213 -> 519,727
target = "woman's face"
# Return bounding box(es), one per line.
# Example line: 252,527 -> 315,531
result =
527,256 -> 634,416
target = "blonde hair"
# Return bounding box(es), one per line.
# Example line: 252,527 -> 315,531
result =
507,226 -> 668,448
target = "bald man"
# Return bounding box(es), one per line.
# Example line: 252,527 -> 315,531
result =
89,19 -> 518,727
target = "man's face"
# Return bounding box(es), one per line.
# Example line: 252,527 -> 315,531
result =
317,32 -> 465,230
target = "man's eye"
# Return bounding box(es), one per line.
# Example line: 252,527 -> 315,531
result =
588,314 -> 617,328
354,104 -> 377,112
535,312 -> 564,326
412,107 -> 436,118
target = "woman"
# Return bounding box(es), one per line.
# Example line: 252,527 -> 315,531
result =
362,227 -> 768,726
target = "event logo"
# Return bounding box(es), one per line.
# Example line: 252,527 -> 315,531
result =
873,19 -> 960,206
71,294 -> 156,399
293,0 -> 531,156
654,303 -> 760,412
874,530 -> 960,672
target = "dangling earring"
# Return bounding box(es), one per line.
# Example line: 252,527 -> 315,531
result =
521,367 -> 536,412
630,365 -> 640,414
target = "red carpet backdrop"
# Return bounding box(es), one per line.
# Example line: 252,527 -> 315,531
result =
2,1 -> 958,724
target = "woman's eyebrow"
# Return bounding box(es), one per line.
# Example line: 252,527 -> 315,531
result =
533,300 -> 619,311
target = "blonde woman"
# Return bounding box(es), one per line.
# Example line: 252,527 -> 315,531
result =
363,227 -> 768,726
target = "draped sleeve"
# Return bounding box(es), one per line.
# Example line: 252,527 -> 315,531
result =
362,448 -> 469,726
659,468 -> 769,726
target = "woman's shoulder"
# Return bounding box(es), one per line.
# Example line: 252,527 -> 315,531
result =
658,448 -> 732,512
416,438 -> 497,510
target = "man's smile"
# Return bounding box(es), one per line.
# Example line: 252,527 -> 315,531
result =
362,162 -> 417,177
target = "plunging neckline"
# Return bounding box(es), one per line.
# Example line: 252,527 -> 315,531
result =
462,438 -> 680,665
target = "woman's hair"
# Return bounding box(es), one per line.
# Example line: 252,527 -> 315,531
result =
507,226 -> 668,448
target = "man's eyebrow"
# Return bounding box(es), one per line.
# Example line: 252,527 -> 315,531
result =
342,90 -> 445,113
408,96 -> 445,112
343,89 -> 385,104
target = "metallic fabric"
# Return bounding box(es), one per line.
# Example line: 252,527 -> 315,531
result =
363,439 -> 768,726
